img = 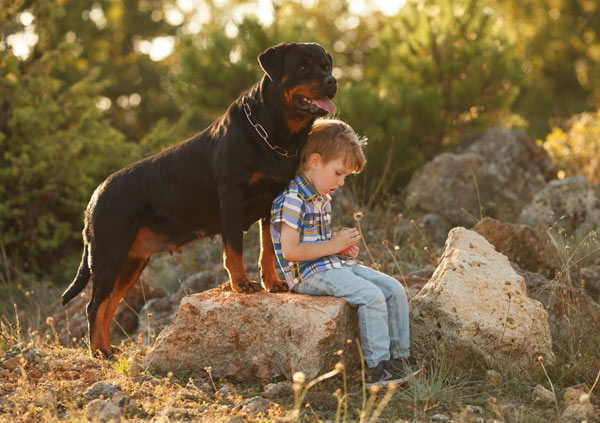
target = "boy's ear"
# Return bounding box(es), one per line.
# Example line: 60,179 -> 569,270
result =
308,153 -> 322,169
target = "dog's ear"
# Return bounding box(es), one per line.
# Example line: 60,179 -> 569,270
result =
258,43 -> 292,81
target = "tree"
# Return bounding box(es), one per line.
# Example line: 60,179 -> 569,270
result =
0,1 -> 132,277
38,0 -> 185,142
489,0 -> 600,138
336,0 -> 524,192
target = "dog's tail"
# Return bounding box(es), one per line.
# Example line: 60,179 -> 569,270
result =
62,243 -> 91,306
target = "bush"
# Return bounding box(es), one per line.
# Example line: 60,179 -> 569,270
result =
542,109 -> 600,184
0,4 -> 133,278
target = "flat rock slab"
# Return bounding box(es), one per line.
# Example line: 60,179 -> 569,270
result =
144,289 -> 359,381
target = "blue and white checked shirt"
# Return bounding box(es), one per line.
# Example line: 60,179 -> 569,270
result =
270,172 -> 353,290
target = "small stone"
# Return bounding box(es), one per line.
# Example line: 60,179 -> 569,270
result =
464,404 -> 484,415
264,381 -> 293,397
23,348 -> 46,364
110,392 -> 137,414
431,414 -> 451,422
36,390 -> 57,409
561,385 -> 594,420
28,369 -> 42,379
485,370 -> 503,384
84,381 -> 122,400
238,396 -> 270,415
533,384 -> 555,405
8,343 -> 25,357
50,359 -> 67,371
2,357 -> 21,371
86,399 -> 121,423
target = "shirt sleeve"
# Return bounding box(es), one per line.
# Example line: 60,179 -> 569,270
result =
271,192 -> 304,234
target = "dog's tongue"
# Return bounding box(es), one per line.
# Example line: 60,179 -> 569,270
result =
313,97 -> 336,114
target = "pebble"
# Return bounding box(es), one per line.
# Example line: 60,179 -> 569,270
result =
2,357 -> 21,371
234,396 -> 271,415
264,381 -> 293,397
84,381 -> 122,400
485,369 -> 503,384
533,384 -> 555,405
86,399 -> 121,423
111,392 -> 137,414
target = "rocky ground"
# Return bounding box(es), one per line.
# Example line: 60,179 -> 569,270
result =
2,127 -> 600,422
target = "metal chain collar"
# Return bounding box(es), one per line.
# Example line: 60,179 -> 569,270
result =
242,95 -> 299,158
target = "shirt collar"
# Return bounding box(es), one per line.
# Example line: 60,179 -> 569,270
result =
295,172 -> 332,204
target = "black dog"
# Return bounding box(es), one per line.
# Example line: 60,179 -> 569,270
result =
61,42 -> 337,358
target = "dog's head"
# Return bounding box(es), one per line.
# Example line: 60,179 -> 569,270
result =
259,42 -> 337,119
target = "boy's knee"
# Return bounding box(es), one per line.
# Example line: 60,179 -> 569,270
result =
363,286 -> 386,306
391,281 -> 408,301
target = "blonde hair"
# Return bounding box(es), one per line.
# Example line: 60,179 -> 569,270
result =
301,118 -> 367,173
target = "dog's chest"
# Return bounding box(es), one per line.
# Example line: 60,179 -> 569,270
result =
247,170 -> 291,197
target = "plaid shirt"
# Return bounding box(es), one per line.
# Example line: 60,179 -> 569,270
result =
270,173 -> 353,290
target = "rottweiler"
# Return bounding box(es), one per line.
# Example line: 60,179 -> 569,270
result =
61,42 -> 337,358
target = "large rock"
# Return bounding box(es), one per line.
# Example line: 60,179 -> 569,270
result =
404,127 -> 556,227
518,175 -> 600,233
144,288 -> 359,381
410,227 -> 555,372
473,217 -> 560,278
135,271 -> 220,342
513,263 -> 600,343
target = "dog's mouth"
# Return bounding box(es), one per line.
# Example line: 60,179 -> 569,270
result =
293,95 -> 336,115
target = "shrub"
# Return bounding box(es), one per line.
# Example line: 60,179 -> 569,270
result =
542,109 -> 600,184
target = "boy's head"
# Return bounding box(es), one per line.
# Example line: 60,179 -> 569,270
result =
300,118 -> 367,173
300,118 -> 367,196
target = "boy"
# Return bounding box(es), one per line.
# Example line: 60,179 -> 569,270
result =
270,118 -> 421,385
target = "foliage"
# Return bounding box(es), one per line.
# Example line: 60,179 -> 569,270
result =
173,0 -> 524,193
39,0 -> 184,142
490,0 -> 600,138
542,109 -> 600,184
1,0 -> 599,280
0,1 -> 133,277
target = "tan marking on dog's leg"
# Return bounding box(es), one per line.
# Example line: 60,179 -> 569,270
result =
90,298 -> 110,357
259,219 -> 287,292
101,258 -> 147,356
224,244 -> 258,293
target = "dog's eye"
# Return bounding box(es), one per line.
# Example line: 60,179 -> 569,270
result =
298,64 -> 309,73
322,63 -> 331,71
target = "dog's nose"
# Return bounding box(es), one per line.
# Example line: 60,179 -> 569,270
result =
324,75 -> 337,87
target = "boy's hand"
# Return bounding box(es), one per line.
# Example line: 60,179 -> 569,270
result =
333,227 -> 361,253
339,244 -> 359,258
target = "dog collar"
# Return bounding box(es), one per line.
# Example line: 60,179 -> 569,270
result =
242,95 -> 300,158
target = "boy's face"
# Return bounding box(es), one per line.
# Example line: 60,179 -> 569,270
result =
305,153 -> 354,196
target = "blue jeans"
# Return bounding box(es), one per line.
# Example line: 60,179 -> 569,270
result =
294,264 -> 410,368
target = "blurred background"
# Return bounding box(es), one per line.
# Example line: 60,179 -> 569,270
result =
1,0 -> 599,294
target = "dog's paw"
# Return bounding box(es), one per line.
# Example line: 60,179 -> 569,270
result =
230,278 -> 262,293
262,278 -> 289,293
92,345 -> 121,360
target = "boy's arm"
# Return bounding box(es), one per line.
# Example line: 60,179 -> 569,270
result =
280,223 -> 361,262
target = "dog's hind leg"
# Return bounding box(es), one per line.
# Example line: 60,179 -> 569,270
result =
258,217 -> 288,292
87,255 -> 147,358
100,256 -> 148,356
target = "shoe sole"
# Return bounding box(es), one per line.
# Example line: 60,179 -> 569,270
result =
365,367 -> 423,388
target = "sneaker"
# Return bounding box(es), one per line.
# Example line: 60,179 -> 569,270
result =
366,359 -> 420,388
389,356 -> 422,377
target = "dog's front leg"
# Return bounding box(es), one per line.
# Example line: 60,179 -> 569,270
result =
259,217 -> 288,292
218,185 -> 260,293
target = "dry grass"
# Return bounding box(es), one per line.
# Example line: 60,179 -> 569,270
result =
0,196 -> 599,422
